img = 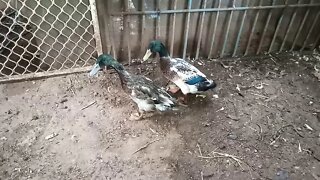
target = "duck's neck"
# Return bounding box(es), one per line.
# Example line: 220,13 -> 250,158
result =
110,62 -> 130,87
158,46 -> 170,58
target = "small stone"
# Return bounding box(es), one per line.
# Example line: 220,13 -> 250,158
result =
71,135 -> 79,143
227,133 -> 238,140
219,144 -> 226,150
60,99 -> 68,103
304,124 -> 314,131
7,110 -> 12,114
226,115 -> 239,121
273,144 -> 279,148
87,121 -> 93,126
0,137 -> 7,141
31,115 -> 39,120
202,122 -> 210,127
274,169 -> 289,180
202,168 -> 214,177
45,133 -> 58,140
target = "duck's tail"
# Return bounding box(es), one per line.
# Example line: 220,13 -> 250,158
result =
196,80 -> 216,91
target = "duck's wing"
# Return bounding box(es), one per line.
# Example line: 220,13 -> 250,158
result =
170,58 -> 207,85
130,75 -> 175,106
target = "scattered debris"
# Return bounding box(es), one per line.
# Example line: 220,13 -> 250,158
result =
71,135 -> 79,143
220,62 -> 233,70
250,93 -> 269,99
236,84 -> 241,92
198,150 -> 246,170
45,133 -> 58,140
226,115 -> 239,121
227,133 -> 238,140
196,94 -> 206,98
304,124 -> 313,131
274,169 -> 289,180
81,101 -> 97,110
149,128 -> 158,134
31,115 -> 39,120
271,124 -> 304,145
132,139 -> 160,155
212,94 -> 219,99
60,98 -> 68,103
216,107 -> 224,112
254,82 -> 268,90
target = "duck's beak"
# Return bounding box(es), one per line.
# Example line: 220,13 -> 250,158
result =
89,63 -> 101,77
142,49 -> 152,62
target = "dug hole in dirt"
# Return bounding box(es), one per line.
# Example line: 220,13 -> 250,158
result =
0,51 -> 320,179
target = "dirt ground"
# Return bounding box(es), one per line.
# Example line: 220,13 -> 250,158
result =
0,51 -> 320,180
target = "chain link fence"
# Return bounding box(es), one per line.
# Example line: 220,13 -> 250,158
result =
0,0 -> 102,82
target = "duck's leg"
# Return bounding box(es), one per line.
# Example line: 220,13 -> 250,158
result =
166,82 -> 181,94
130,110 -> 145,121
177,95 -> 188,107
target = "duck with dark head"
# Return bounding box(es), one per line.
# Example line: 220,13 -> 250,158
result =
89,54 -> 176,120
142,40 -> 217,104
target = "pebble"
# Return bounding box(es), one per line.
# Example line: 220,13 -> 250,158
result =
45,133 -> 58,140
31,115 -> 39,120
274,169 -> 289,180
71,135 -> 79,143
227,133 -> 238,140
60,98 -> 68,103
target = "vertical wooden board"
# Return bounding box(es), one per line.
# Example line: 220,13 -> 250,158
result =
211,0 -> 230,57
201,0 -> 217,57
171,1 -> 187,57
258,1 -> 284,54
282,4 -> 309,50
186,0 -> 201,58
222,0 -> 244,56
245,2 -> 271,55
271,0 -> 297,51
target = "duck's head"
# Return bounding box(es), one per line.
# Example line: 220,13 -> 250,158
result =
142,40 -> 168,62
89,54 -> 116,77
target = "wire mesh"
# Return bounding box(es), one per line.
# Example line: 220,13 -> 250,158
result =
0,0 -> 101,81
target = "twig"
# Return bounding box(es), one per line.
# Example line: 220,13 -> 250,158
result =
220,62 -> 233,69
250,93 -> 269,99
270,135 -> 280,145
271,124 -> 304,145
198,150 -> 245,170
311,173 -> 320,180
298,141 -> 302,153
197,143 -> 203,156
68,78 -> 75,95
201,171 -> 204,180
132,138 -> 160,155
81,101 -> 97,110
256,124 -> 263,141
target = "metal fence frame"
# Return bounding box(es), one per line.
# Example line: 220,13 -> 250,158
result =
102,0 -> 320,63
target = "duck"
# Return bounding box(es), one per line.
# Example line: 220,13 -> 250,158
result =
142,40 -> 216,98
89,54 -> 176,120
